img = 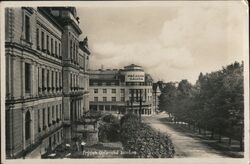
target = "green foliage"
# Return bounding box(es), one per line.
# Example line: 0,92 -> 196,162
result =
102,114 -> 118,123
98,114 -> 120,142
158,61 -> 244,144
120,114 -> 175,158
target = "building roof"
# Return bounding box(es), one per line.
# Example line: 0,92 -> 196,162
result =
124,64 -> 143,71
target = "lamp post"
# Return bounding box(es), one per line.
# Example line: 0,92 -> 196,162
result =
139,89 -> 142,122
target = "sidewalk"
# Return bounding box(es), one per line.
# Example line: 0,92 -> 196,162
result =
143,115 -> 244,158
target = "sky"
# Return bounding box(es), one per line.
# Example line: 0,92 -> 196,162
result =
76,1 -> 247,84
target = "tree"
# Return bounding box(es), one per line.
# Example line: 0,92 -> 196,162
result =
158,82 -> 177,117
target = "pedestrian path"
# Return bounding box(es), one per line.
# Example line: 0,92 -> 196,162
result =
143,115 -> 234,158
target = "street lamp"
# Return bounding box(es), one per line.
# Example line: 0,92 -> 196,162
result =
138,89 -> 143,122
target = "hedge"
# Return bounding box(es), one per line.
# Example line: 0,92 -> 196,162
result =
120,114 -> 175,158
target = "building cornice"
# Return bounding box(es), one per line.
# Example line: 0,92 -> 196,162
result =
6,94 -> 63,105
37,7 -> 64,32
5,42 -> 62,66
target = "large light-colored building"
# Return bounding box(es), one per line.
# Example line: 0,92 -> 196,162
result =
5,7 -> 90,158
89,64 -> 154,116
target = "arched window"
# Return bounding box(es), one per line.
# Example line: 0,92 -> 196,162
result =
25,111 -> 31,140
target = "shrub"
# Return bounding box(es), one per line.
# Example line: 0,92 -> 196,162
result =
98,114 -> 120,142
120,114 -> 175,158
102,114 -> 118,123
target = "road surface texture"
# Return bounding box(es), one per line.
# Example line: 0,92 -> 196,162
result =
143,114 -> 242,158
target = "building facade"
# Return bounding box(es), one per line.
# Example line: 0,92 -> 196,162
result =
89,64 -> 154,116
152,83 -> 161,113
5,7 -> 90,158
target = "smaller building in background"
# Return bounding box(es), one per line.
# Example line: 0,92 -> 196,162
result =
89,64 -> 154,116
152,82 -> 161,113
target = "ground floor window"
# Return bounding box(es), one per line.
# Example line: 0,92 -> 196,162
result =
25,111 -> 31,140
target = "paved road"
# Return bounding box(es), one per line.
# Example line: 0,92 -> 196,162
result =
143,114 -> 228,158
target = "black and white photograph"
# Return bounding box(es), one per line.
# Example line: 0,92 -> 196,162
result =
1,1 -> 249,164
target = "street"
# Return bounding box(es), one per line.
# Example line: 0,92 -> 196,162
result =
143,114 -> 231,158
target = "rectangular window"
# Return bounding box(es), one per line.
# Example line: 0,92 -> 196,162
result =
42,108 -> 45,128
55,72 -> 58,89
70,40 -> 73,60
38,67 -> 40,92
57,132 -> 60,143
56,105 -> 58,119
41,31 -> 45,50
120,89 -> 125,93
51,71 -> 54,90
36,28 -> 40,49
25,15 -> 30,41
103,89 -> 107,93
47,107 -> 50,126
121,97 -> 125,102
47,70 -> 50,90
112,89 -> 116,93
70,74 -> 72,88
59,72 -> 62,88
55,40 -> 58,56
94,97 -> 98,102
51,38 -> 54,55
25,63 -> 31,93
112,97 -> 116,102
94,89 -> 98,93
60,104 -> 62,119
52,106 -> 54,121
103,97 -> 107,102
59,43 -> 61,58
42,68 -> 45,89
47,35 -> 49,52
38,109 -> 40,132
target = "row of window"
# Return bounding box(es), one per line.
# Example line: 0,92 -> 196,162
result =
90,82 -> 152,87
24,104 -> 62,140
24,63 -> 63,94
47,130 -> 63,152
91,81 -> 119,86
37,27 -> 62,59
38,104 -> 63,133
93,97 -> 125,102
70,39 -> 79,65
94,88 -> 123,94
93,88 -> 152,94
24,64 -> 88,94
70,73 -> 83,91
38,66 -> 62,93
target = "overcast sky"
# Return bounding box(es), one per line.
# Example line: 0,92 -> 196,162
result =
76,1 -> 247,84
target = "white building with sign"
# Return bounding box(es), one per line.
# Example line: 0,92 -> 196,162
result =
89,64 -> 154,116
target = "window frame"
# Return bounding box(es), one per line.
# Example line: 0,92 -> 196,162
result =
24,15 -> 31,42
112,89 -> 116,94
25,63 -> 31,93
112,97 -> 116,102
